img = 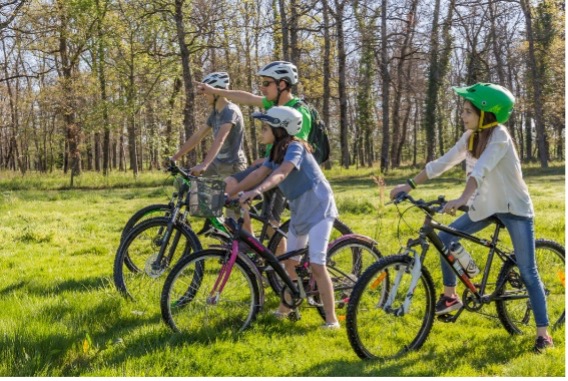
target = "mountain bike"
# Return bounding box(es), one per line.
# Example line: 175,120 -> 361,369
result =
160,199 -> 382,340
346,192 -> 565,360
118,165 -> 353,247
113,164 -> 353,307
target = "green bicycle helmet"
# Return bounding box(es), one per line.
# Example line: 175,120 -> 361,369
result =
452,82 -> 515,123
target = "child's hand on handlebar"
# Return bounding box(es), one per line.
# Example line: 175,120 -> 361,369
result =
239,189 -> 262,205
190,163 -> 208,176
390,184 -> 412,200
442,198 -> 467,216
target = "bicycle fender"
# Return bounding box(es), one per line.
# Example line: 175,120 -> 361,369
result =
327,234 -> 378,250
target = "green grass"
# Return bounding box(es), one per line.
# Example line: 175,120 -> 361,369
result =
0,162 -> 565,376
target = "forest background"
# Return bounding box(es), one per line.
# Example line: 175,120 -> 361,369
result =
0,0 -> 564,184
0,0 -> 565,376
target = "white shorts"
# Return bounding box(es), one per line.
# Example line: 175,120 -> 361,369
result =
286,217 -> 334,265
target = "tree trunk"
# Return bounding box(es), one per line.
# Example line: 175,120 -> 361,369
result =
379,0 -> 390,172
524,110 -> 533,162
322,0 -> 332,169
519,0 -> 548,168
278,0 -> 290,61
174,0 -> 197,166
333,0 -> 350,168
289,0 -> 300,64
423,0 -> 441,162
391,0 -> 418,168
354,0 -> 375,168
95,0 -> 111,175
488,0 -> 506,84
58,2 -> 81,185
126,60 -> 138,175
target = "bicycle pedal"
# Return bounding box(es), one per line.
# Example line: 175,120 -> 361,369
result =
436,313 -> 456,323
307,297 -> 323,307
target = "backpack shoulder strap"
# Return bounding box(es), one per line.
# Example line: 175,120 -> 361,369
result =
290,98 -> 307,109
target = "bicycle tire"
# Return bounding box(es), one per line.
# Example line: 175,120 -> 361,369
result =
495,239 -> 565,335
113,217 -> 202,308
160,249 -> 261,339
265,218 -> 354,295
314,236 -> 382,321
120,203 -> 172,242
346,254 -> 436,360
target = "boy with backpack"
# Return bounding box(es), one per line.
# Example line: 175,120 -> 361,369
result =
196,61 -> 329,229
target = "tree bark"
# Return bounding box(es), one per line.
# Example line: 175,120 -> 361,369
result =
379,0 -> 390,172
174,0 -> 197,166
278,0 -> 290,61
519,0 -> 548,167
424,0 -> 441,162
333,0 -> 350,168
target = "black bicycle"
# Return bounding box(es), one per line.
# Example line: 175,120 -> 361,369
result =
346,192 -> 565,360
114,164 -> 353,307
160,199 -> 383,340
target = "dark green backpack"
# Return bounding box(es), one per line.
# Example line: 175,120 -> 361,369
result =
292,100 -> 330,164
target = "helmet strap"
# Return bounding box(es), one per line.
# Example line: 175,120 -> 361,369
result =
276,86 -> 283,105
468,110 -> 499,150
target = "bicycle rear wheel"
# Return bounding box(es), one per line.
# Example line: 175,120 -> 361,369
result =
346,255 -> 436,360
265,218 -> 354,295
113,217 -> 201,310
315,236 -> 382,321
495,239 -> 565,334
161,249 -> 261,339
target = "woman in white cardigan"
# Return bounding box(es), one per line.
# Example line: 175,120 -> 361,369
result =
390,83 -> 552,353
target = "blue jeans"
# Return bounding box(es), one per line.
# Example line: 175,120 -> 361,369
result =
438,213 -> 549,327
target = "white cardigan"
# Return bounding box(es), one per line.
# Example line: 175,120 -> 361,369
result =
425,126 -> 534,222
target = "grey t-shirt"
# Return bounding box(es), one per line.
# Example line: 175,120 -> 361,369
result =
206,102 -> 247,165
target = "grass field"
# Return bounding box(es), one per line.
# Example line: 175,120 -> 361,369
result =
0,163 -> 565,376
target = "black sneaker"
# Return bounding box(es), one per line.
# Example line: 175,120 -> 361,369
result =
533,336 -> 554,353
435,294 -> 463,315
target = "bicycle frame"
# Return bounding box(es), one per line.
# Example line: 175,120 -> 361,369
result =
211,217 -> 308,303
395,202 -> 520,318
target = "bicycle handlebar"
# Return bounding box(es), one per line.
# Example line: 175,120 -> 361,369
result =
166,161 -> 264,211
391,192 -> 469,215
165,161 -> 197,180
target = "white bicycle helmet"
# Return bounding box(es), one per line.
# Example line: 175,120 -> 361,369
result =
202,72 -> 230,89
252,106 -> 302,136
257,61 -> 298,85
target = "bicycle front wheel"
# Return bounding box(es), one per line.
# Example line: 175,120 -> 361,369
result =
161,249 -> 261,339
495,239 -> 565,335
120,204 -> 172,242
346,255 -> 436,360
113,217 -> 201,308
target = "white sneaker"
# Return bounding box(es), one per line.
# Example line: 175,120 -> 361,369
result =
320,322 -> 340,330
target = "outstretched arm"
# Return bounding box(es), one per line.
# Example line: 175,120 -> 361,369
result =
195,82 -> 264,107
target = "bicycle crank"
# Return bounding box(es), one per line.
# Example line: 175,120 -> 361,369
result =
280,285 -> 303,309
462,288 -> 483,312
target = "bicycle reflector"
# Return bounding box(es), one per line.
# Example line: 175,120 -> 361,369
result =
370,272 -> 387,290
